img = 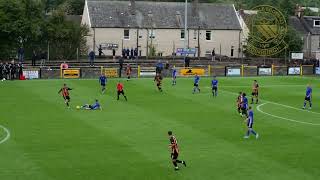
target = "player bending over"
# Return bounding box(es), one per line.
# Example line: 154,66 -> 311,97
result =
302,84 -> 312,109
192,74 -> 200,94
99,74 -> 107,94
211,76 -> 218,97
251,80 -> 259,104
80,99 -> 102,110
236,92 -> 242,114
172,68 -> 177,86
168,131 -> 186,171
241,93 -> 248,117
117,81 -> 127,101
154,73 -> 163,92
244,106 -> 259,139
58,83 -> 73,108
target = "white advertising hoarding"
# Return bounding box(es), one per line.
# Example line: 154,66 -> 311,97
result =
316,67 -> 320,75
258,68 -> 272,76
288,67 -> 301,75
23,70 -> 39,79
291,53 -> 304,60
227,68 -> 241,76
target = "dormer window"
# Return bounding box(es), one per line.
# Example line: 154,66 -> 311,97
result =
314,20 -> 320,27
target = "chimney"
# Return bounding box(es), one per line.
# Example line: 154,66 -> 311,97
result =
192,0 -> 199,17
295,4 -> 304,19
129,0 -> 136,15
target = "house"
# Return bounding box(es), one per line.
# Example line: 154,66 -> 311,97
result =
290,5 -> 320,59
81,0 -> 242,57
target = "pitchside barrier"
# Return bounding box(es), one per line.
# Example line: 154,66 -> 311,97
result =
101,67 -> 118,78
138,67 -> 156,77
23,68 -> 40,79
60,68 -> 81,79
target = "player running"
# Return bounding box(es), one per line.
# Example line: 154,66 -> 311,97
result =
192,74 -> 200,94
58,83 -> 73,108
302,84 -> 312,109
172,68 -> 177,86
154,73 -> 163,92
211,76 -> 218,97
236,92 -> 242,114
126,64 -> 132,81
241,93 -> 248,117
168,131 -> 186,171
79,99 -> 102,110
244,106 -> 259,139
99,74 -> 107,94
117,81 -> 127,101
251,80 -> 259,104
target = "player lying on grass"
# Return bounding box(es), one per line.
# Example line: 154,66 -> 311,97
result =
244,106 -> 259,139
79,99 -> 102,110
303,84 -> 312,109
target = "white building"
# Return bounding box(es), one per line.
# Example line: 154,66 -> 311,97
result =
81,0 -> 243,57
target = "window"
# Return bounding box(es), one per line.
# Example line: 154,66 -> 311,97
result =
206,30 -> 212,41
314,20 -> 320,27
180,30 -> 185,40
124,29 -> 130,40
149,30 -> 155,39
231,46 -> 234,57
193,30 -> 197,40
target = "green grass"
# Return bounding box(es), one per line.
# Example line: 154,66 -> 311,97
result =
0,76 -> 319,180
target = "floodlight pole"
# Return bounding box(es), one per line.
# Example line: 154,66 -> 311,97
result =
184,0 -> 188,58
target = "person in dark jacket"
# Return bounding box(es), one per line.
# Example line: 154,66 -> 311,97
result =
89,50 -> 95,67
32,50 -> 37,66
119,55 -> 124,78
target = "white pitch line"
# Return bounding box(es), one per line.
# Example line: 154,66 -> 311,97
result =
0,125 -> 11,144
256,103 -> 320,126
218,89 -> 320,115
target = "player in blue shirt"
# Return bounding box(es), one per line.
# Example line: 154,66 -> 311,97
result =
241,93 -> 248,117
99,74 -> 107,94
172,68 -> 177,86
244,106 -> 259,139
81,99 -> 102,110
211,76 -> 218,97
303,84 -> 312,109
192,74 -> 200,94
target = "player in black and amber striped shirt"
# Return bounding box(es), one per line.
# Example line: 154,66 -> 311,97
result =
168,131 -> 186,171
58,83 -> 73,108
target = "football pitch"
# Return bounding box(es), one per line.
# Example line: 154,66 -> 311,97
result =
0,76 -> 319,180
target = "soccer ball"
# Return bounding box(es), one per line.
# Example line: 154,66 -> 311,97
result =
76,106 -> 80,110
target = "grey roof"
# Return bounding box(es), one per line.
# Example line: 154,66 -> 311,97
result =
288,16 -> 308,34
302,16 -> 320,35
86,0 -> 241,30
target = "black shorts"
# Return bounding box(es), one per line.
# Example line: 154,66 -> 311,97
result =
101,84 -> 106,87
212,87 -> 217,91
252,92 -> 258,96
171,151 -> 179,160
194,83 -> 198,87
64,96 -> 70,100
305,96 -> 311,101
118,90 -> 125,95
157,83 -> 161,87
241,107 -> 247,115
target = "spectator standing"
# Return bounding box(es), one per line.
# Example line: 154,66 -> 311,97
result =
18,47 -> 24,63
134,48 -> 138,59
18,63 -> 23,79
212,48 -> 216,61
112,49 -> 116,59
119,55 -> 124,78
98,45 -> 104,57
184,55 -> 190,67
130,48 -> 134,60
10,62 -> 16,80
32,50 -> 37,66
0,62 -> 3,80
126,48 -> 130,59
89,50 -> 95,67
